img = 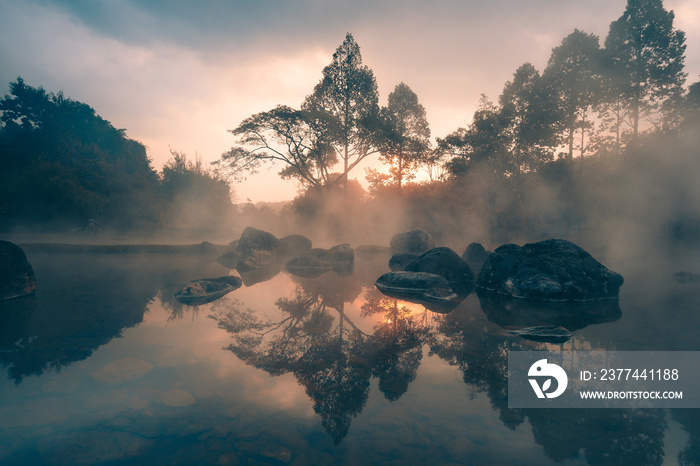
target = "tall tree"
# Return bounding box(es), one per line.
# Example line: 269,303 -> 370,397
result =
544,29 -> 603,159
302,33 -> 380,193
604,0 -> 686,142
378,83 -> 431,192
498,63 -> 559,175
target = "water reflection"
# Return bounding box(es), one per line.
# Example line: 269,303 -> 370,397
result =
0,253 -> 222,383
2,251 -> 698,464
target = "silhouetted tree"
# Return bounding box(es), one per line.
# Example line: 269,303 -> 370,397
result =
303,33 -> 381,194
498,63 -> 560,175
0,77 -> 159,231
377,83 -> 431,192
544,30 -> 603,159
214,106 -> 337,189
603,0 -> 686,142
160,149 -> 235,234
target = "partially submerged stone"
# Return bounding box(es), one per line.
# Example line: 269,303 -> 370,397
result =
174,276 -> 242,305
286,255 -> 332,278
278,234 -> 312,257
389,253 -> 419,271
287,244 -> 354,278
477,239 -> 623,301
673,271 -> 700,284
0,241 -> 36,300
462,242 -> 490,275
375,271 -> 460,313
404,247 -> 474,293
507,326 -> 573,344
390,229 -> 435,255
216,251 -> 242,269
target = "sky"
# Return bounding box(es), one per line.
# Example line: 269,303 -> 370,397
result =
1,0 -> 699,203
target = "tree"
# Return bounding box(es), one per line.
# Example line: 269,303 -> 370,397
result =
160,149 -> 235,233
378,83 -> 431,192
0,77 -> 160,231
603,0 -> 687,142
498,63 -> 560,175
544,30 -> 603,159
302,33 -> 381,193
214,105 -> 337,189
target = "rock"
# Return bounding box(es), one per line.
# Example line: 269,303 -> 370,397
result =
196,241 -> 220,254
286,255 -> 332,278
0,241 -> 37,300
375,271 -> 461,313
278,234 -> 312,257
355,245 -> 392,257
389,253 -> 419,271
287,244 -> 354,277
673,271 -> 700,284
390,229 -> 435,255
216,251 -> 242,269
235,226 -> 280,268
476,239 -> 623,301
506,326 -> 572,344
404,247 -> 475,293
174,276 -> 242,305
462,242 -> 490,274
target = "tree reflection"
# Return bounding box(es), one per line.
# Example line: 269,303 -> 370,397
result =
429,306 -> 667,465
212,283 -> 432,443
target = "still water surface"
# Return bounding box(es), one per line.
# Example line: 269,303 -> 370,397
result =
1,249 -> 699,465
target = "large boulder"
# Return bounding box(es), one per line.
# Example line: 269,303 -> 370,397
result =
375,271 -> 461,313
476,239 -> 624,301
462,242 -> 490,274
235,227 -> 280,268
216,251 -> 242,269
174,276 -> 242,305
0,241 -> 36,300
404,247 -> 474,293
390,229 -> 435,255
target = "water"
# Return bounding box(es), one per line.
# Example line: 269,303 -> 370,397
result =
1,249 -> 699,465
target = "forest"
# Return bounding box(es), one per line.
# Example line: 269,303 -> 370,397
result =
1,0 -> 698,256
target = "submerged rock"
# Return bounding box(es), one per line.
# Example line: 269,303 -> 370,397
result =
278,234 -> 312,257
174,276 -> 242,305
389,253 -> 419,271
0,241 -> 36,300
390,229 -> 435,255
506,326 -> 573,344
477,239 -> 623,301
404,247 -> 474,293
462,242 -> 490,275
375,271 -> 461,313
673,271 -> 700,284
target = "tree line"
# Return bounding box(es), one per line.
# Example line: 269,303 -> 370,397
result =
219,0 -> 695,193
0,78 -> 234,234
